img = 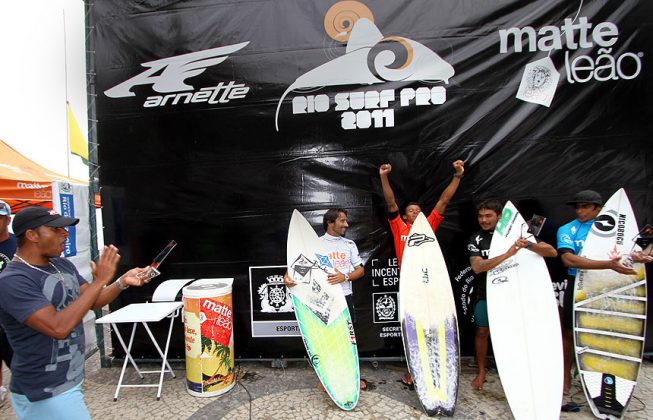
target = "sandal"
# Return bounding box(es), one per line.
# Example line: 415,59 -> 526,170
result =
561,402 -> 580,413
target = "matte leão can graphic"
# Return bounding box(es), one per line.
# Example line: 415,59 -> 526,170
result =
183,279 -> 235,397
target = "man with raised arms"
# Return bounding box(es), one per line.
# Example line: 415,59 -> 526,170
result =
379,159 -> 464,387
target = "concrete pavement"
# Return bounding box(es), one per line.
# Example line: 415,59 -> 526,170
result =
2,350 -> 652,419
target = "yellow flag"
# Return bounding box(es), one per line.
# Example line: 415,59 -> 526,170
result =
67,102 -> 88,161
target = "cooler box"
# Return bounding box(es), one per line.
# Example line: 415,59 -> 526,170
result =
183,278 -> 235,397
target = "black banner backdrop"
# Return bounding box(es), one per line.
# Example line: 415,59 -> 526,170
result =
91,0 -> 653,359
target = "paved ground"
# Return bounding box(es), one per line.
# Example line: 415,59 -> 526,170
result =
2,350 -> 652,419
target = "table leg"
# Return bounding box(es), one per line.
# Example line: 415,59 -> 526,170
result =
112,322 -> 144,378
113,322 -> 141,401
141,315 -> 177,400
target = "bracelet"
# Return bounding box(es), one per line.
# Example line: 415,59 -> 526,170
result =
526,242 -> 533,250
453,173 -> 463,178
344,273 -> 350,282
115,277 -> 130,290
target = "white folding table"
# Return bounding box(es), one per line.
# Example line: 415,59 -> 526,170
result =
95,279 -> 200,401
96,278 -> 195,400
96,301 -> 184,401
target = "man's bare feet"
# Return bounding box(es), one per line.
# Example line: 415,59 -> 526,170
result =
400,371 -> 414,390
471,371 -> 486,390
401,371 -> 413,385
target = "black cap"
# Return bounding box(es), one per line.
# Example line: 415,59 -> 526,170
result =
12,206 -> 79,236
566,190 -> 603,206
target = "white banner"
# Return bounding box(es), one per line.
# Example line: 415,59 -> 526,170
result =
52,181 -> 92,282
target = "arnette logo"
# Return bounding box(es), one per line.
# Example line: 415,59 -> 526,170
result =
275,1 -> 454,131
499,16 -> 643,106
105,42 -> 251,108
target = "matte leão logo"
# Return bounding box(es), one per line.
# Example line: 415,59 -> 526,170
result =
499,15 -> 643,106
275,1 -> 454,131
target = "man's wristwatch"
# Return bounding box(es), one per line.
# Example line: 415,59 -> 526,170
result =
344,273 -> 350,282
115,276 -> 130,290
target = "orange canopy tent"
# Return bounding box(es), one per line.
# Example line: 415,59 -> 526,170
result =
0,139 -> 94,212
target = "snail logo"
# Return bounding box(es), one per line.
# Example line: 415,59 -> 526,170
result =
275,0 -> 455,131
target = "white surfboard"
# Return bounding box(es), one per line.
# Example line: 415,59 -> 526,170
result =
487,201 -> 563,420
399,212 -> 459,416
574,189 -> 647,420
286,210 -> 360,410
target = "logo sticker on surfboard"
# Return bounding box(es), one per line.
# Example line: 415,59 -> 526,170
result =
407,233 -> 435,247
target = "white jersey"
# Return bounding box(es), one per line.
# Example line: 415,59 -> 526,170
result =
320,233 -> 363,296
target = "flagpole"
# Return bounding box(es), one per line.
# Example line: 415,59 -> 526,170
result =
63,8 -> 71,177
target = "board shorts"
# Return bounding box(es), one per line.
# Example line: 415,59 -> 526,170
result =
11,381 -> 90,420
562,274 -> 575,330
474,299 -> 489,327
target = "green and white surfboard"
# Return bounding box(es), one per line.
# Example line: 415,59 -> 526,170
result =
286,210 -> 360,410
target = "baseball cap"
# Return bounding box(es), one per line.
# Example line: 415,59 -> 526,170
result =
565,190 -> 603,206
12,206 -> 79,236
0,200 -> 10,216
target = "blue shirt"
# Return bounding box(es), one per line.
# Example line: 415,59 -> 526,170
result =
557,218 -> 594,276
0,233 -> 16,273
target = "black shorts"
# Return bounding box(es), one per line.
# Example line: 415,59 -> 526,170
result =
562,274 -> 575,330
345,294 -> 356,324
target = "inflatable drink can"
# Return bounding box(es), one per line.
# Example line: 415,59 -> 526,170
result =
183,278 -> 235,397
